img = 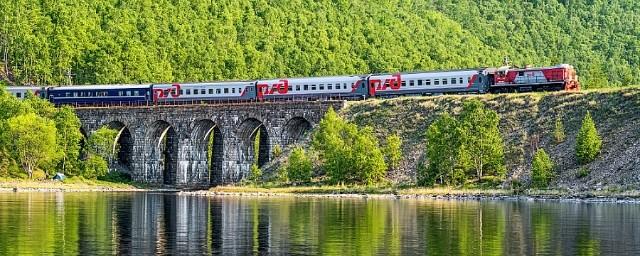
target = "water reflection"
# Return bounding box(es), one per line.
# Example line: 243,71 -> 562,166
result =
0,193 -> 638,255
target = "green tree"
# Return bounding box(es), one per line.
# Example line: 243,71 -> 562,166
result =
249,163 -> 262,184
82,154 -> 109,179
6,113 -> 58,178
383,134 -> 403,172
285,146 -> 313,184
575,111 -> 602,164
424,112 -> 468,186
554,115 -> 566,144
459,99 -> 505,180
531,149 -> 554,188
86,127 -> 119,162
54,106 -> 83,176
312,107 -> 387,185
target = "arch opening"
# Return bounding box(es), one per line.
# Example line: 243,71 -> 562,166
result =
192,120 -> 224,186
102,121 -> 134,173
282,117 -> 312,146
149,120 -> 178,185
238,118 -> 270,169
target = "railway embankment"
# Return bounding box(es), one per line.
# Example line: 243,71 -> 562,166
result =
342,86 -> 640,192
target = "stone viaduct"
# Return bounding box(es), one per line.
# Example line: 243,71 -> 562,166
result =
75,101 -> 343,188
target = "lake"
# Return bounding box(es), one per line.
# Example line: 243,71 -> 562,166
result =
0,192 -> 638,255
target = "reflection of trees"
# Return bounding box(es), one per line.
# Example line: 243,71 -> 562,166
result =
3,194 -> 640,254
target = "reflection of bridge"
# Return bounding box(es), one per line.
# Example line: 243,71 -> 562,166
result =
76,101 -> 343,188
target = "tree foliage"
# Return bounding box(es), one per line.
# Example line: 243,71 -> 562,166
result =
575,111 -> 602,164
6,113 -> 58,178
86,127 -> 119,162
422,100 -> 505,186
554,115 -> 566,144
383,134 -> 403,172
312,107 -> 387,185
1,1 -> 637,88
423,112 -> 468,186
284,147 -> 313,184
531,149 -> 554,188
459,100 -> 506,180
54,106 -> 83,175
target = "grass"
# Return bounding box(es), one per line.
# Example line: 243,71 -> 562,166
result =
0,176 -> 144,191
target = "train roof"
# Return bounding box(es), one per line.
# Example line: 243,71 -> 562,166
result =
259,75 -> 363,83
48,84 -> 152,90
5,86 -> 42,91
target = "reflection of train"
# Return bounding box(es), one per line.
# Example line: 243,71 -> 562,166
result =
5,64 -> 579,105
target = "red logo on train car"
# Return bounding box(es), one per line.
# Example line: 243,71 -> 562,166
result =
368,74 -> 402,96
153,84 -> 181,101
257,80 -> 289,100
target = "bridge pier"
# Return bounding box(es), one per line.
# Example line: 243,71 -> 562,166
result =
75,101 -> 342,188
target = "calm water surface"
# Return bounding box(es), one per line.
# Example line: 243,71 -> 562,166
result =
0,192 -> 638,255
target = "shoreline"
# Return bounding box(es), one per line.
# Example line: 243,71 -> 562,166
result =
3,182 -> 640,203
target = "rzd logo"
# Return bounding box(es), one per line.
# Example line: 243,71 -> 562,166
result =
153,84 -> 181,101
368,74 -> 402,96
257,80 -> 289,100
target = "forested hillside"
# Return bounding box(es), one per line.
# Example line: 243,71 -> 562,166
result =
0,0 -> 638,88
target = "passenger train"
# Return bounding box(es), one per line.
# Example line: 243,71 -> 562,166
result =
4,64 -> 580,105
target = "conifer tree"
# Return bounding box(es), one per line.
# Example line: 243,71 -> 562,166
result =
576,111 -> 602,164
531,149 -> 554,187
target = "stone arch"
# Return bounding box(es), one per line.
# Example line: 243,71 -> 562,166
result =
282,117 -> 313,146
238,118 -> 270,169
104,121 -> 134,173
148,120 -> 178,185
191,119 -> 224,186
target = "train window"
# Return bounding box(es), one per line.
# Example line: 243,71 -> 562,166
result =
451,78 -> 456,85
16,93 -> 21,98
304,85 -> 308,90
134,91 -> 140,96
417,80 -> 423,86
126,91 -> 131,96
459,78 -> 463,84
311,85 -> 317,90
426,79 -> 431,86
409,80 -> 414,86
224,88 -> 229,94
232,88 -> 236,93
328,84 -> 333,90
201,89 -> 205,94
65,92 -> 71,97
216,89 -> 221,94
208,89 -> 213,94
73,92 -> 78,97
194,89 -> 199,95
180,90 -> 184,95
296,85 -> 300,91
344,83 -> 348,89
434,79 -> 440,85
400,81 -> 406,87
518,71 -> 524,76
319,84 -> 324,90
186,89 -> 191,95
442,79 -> 448,85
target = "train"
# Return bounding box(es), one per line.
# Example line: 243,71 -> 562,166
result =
4,64 -> 579,105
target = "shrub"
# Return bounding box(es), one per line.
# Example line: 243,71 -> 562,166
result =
83,154 -> 109,179
554,116 -> 566,144
577,167 -> 590,178
31,170 -> 47,181
249,163 -> 262,184
272,145 -> 283,158
575,111 -> 602,164
286,147 -> 313,184
531,149 -> 554,187
99,171 -> 132,183
383,134 -> 403,172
